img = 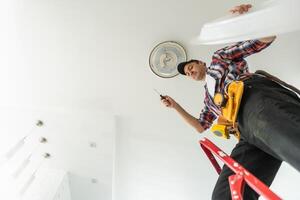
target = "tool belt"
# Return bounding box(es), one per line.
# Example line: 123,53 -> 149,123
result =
210,70 -> 300,140
211,81 -> 244,140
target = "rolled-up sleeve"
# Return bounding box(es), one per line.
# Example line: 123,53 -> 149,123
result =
198,104 -> 217,131
214,39 -> 273,62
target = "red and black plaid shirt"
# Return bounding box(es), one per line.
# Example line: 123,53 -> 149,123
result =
198,39 -> 273,130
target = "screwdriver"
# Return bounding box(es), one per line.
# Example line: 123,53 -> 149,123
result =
153,89 -> 166,100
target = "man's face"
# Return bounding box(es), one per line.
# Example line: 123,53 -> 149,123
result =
184,60 -> 206,81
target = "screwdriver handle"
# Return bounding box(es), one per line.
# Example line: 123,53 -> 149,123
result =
160,95 -> 166,100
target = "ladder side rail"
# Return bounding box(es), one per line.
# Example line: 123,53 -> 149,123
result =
199,137 -> 282,200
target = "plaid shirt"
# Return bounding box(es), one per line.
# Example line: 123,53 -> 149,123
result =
198,39 -> 273,130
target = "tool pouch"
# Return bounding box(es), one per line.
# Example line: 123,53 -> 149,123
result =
211,81 -> 244,140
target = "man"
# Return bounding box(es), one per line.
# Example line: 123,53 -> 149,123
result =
161,4 -> 300,200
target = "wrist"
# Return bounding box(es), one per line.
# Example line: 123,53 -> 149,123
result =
173,102 -> 181,111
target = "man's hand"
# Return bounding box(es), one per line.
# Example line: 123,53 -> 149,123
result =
230,4 -> 252,14
259,36 -> 276,43
161,96 -> 178,109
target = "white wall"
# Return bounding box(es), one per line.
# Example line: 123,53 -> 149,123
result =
53,172 -> 72,200
0,106 -> 115,200
1,0 -> 300,199
23,169 -> 72,200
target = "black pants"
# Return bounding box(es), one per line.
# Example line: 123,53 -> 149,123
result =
212,75 -> 300,200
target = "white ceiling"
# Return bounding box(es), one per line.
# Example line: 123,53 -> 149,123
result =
1,0 -> 300,199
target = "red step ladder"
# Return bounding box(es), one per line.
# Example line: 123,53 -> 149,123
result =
199,137 -> 282,200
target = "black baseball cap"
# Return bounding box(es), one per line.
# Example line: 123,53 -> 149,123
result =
177,60 -> 198,75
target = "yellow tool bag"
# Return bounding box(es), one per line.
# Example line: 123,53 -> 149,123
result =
211,81 -> 244,140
